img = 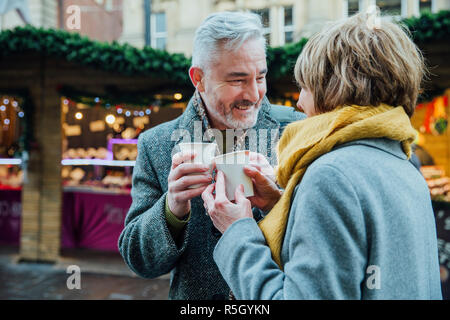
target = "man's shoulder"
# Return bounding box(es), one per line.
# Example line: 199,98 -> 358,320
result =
268,104 -> 306,123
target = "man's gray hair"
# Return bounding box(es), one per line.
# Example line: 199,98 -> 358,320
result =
191,11 -> 267,71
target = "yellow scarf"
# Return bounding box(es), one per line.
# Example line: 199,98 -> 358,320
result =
258,104 -> 417,269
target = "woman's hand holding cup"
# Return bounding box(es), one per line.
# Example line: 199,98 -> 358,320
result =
202,171 -> 253,234
244,152 -> 282,213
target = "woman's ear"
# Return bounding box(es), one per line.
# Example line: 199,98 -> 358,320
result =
189,67 -> 205,92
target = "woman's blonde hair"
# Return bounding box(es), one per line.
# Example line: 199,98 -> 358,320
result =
294,12 -> 426,117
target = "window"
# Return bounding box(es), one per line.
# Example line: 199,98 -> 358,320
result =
376,0 -> 402,16
283,6 -> 294,44
419,0 -> 433,13
347,0 -> 360,16
413,0 -> 435,16
252,8 -> 271,45
151,12 -> 167,50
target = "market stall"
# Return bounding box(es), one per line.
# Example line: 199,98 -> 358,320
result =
411,90 -> 450,299
59,94 -> 184,252
0,94 -> 24,246
0,24 -> 193,261
419,164 -> 450,300
61,189 -> 131,251
0,91 -> 185,252
0,189 -> 21,245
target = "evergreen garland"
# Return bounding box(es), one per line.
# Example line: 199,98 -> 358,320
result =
402,10 -> 450,43
0,10 -> 448,84
0,26 -> 192,83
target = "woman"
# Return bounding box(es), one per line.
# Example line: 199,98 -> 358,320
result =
202,12 -> 442,299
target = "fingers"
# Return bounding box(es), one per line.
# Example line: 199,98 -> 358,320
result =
169,173 -> 213,192
247,163 -> 262,172
248,151 -> 261,162
171,151 -> 197,169
215,171 -> 229,202
248,152 -> 268,164
170,163 -> 210,181
210,159 -> 217,172
171,184 -> 210,203
202,183 -> 215,213
248,152 -> 273,177
244,165 -> 267,183
234,184 -> 246,203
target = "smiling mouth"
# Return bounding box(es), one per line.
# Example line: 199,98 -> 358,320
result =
234,105 -> 253,111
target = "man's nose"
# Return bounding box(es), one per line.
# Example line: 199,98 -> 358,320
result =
243,79 -> 259,103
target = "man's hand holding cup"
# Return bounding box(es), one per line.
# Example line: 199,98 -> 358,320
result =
167,150 -> 213,219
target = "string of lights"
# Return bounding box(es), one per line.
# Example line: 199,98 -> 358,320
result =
62,97 -> 159,124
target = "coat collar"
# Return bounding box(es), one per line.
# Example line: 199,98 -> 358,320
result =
177,96 -> 201,132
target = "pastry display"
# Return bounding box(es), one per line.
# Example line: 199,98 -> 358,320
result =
0,166 -> 22,189
421,166 -> 450,202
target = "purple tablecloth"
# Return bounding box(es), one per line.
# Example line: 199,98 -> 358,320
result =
0,189 -> 131,252
61,190 -> 132,252
0,189 -> 22,245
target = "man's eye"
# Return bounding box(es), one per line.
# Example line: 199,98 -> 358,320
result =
257,77 -> 265,82
229,80 -> 244,83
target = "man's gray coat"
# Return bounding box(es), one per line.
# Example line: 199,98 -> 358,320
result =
118,97 -> 305,299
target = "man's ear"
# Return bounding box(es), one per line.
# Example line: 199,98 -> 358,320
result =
189,67 -> 205,92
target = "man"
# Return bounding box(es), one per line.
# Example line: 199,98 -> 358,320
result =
118,11 -> 305,300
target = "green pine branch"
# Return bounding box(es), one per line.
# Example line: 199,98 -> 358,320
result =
0,10 -> 448,83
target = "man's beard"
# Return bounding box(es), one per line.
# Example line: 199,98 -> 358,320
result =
210,100 -> 261,129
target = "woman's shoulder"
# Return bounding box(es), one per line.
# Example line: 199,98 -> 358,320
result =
290,140 -> 405,218
310,138 -> 408,172
306,143 -> 373,178
301,138 -> 421,197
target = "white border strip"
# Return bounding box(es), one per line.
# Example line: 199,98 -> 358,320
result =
61,159 -> 136,167
0,158 -> 22,165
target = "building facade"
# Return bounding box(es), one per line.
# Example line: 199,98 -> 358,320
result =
1,0 -> 449,54
59,0 -> 123,42
0,0 -> 123,42
120,0 -> 450,56
0,0 -> 58,30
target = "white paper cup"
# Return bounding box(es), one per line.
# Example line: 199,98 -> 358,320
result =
213,150 -> 254,201
178,142 -> 219,189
